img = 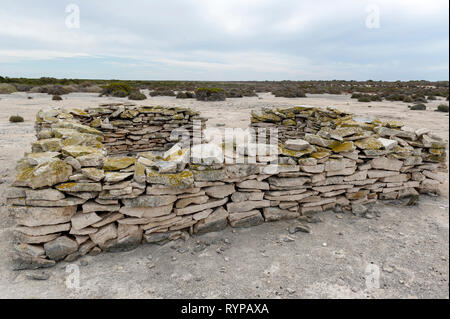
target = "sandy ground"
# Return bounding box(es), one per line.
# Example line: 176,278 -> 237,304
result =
0,92 -> 448,299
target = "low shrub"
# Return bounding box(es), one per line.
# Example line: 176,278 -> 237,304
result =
128,90 -> 147,100
402,96 -> 414,103
100,82 -> 133,97
409,104 -> 426,110
149,89 -> 175,97
0,83 -> 18,94
9,115 -> 24,122
358,95 -> 371,102
176,91 -> 195,99
12,83 -> 32,92
47,85 -> 73,95
52,95 -> 63,101
358,94 -> 382,102
436,104 -> 449,112
195,87 -> 227,101
414,96 -> 427,103
273,88 -> 306,98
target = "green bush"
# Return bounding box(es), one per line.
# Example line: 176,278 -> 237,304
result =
149,89 -> 175,97
176,91 -> 195,99
195,87 -> 227,101
0,83 -> 17,94
403,96 -> 414,103
358,95 -> 372,102
409,104 -> 426,110
128,90 -> 147,100
100,82 -> 133,97
436,104 -> 449,112
370,95 -> 383,101
9,115 -> 24,122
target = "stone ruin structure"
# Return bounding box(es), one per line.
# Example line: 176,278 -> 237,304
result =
7,103 -> 447,270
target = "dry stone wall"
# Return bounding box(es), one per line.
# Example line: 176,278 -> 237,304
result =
36,103 -> 206,154
8,104 -> 447,270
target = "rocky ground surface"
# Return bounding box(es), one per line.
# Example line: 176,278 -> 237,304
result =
0,92 -> 448,298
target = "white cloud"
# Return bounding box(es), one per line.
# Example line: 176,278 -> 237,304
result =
0,0 -> 448,80
0,50 -> 90,63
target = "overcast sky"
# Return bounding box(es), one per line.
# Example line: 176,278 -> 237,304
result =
0,0 -> 448,81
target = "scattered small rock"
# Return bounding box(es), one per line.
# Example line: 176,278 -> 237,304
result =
383,265 -> 394,273
80,259 -> 89,267
406,195 -> 419,206
193,243 -> 206,253
306,216 -> 322,223
334,204 -> 343,214
26,272 -> 50,281
283,236 -> 295,242
288,223 -> 311,234
352,204 -> 368,216
286,288 -> 296,294
409,104 -> 426,111
364,212 -> 375,219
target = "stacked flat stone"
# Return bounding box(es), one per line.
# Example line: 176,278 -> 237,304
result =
251,106 -> 366,143
68,103 -> 206,154
7,105 -> 447,270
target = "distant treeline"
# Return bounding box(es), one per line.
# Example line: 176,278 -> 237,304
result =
0,76 -> 448,102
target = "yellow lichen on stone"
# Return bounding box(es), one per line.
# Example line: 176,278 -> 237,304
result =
279,143 -> 315,157
32,138 -> 62,152
422,153 -> 446,162
429,148 -> 445,156
282,119 -> 296,126
138,107 -> 161,114
62,145 -> 103,157
171,113 -> 185,120
251,110 -> 281,122
90,118 -> 102,127
355,138 -> 383,150
311,151 -> 330,159
55,182 -> 77,190
331,141 -> 355,153
14,165 -> 35,185
111,120 -> 131,126
133,162 -> 146,183
392,146 -> 412,158
28,159 -> 73,189
70,108 -> 90,117
164,148 -> 187,162
103,157 -> 136,171
53,121 -> 103,136
146,169 -> 194,188
120,110 -> 139,119
334,127 -> 362,137
383,120 -> 403,128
